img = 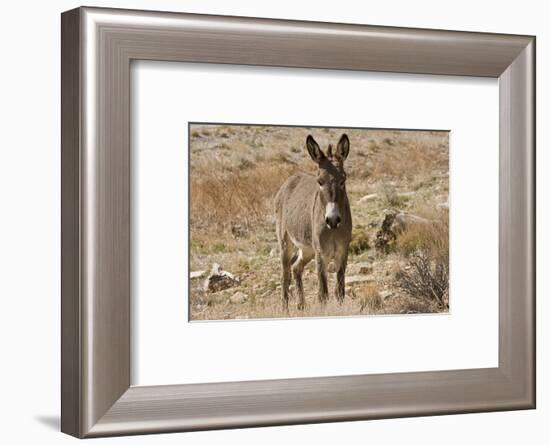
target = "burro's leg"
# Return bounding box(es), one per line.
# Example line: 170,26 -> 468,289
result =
334,247 -> 349,303
315,251 -> 329,304
278,232 -> 293,312
292,248 -> 314,310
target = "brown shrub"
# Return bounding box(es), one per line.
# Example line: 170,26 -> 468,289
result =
376,207 -> 448,257
395,218 -> 448,258
190,163 -> 295,228
358,282 -> 383,314
349,227 -> 370,255
396,250 -> 449,309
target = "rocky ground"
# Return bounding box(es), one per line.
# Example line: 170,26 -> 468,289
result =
189,124 -> 449,321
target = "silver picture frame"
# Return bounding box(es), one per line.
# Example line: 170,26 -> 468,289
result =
61,6 -> 535,438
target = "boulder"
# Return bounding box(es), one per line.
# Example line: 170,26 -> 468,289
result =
230,224 -> 248,238
347,262 -> 372,275
190,270 -> 206,280
358,193 -> 378,204
359,264 -> 373,274
397,191 -> 416,198
391,212 -> 431,233
375,211 -> 432,252
203,263 -> 240,293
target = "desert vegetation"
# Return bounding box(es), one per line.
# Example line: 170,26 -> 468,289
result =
189,124 -> 449,320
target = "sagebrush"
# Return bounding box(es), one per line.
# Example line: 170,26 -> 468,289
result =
396,250 -> 449,309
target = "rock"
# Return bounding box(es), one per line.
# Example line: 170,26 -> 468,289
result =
231,224 -> 248,238
358,193 -> 378,204
375,211 -> 432,253
348,262 -> 372,275
437,199 -> 449,209
345,275 -> 374,285
397,191 -> 416,198
203,263 -> 240,293
375,212 -> 399,253
392,212 -> 431,231
359,264 -> 372,274
269,248 -> 277,257
229,291 -> 248,304
379,290 -> 393,300
190,270 -> 206,280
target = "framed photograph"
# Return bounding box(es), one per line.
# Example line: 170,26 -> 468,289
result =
61,7 -> 535,438
186,123 -> 450,321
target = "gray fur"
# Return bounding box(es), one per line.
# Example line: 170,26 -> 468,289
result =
274,134 -> 353,311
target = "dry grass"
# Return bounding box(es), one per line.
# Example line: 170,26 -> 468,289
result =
189,124 -> 449,321
395,216 -> 449,258
367,132 -> 448,180
349,226 -> 370,255
190,163 -> 294,228
378,184 -> 410,208
358,282 -> 383,314
191,271 -> 366,321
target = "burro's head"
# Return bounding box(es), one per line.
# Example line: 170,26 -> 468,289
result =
306,134 -> 350,229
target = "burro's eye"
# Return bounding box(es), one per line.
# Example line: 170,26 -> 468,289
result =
317,179 -> 325,187
339,178 -> 346,188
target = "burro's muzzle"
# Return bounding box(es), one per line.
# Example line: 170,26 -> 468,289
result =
325,202 -> 341,229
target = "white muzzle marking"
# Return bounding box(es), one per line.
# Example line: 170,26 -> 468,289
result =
325,202 -> 340,228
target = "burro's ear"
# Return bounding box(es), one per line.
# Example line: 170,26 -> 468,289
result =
336,134 -> 350,161
306,135 -> 325,163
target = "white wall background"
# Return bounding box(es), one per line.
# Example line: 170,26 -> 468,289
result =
0,0 -> 545,443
